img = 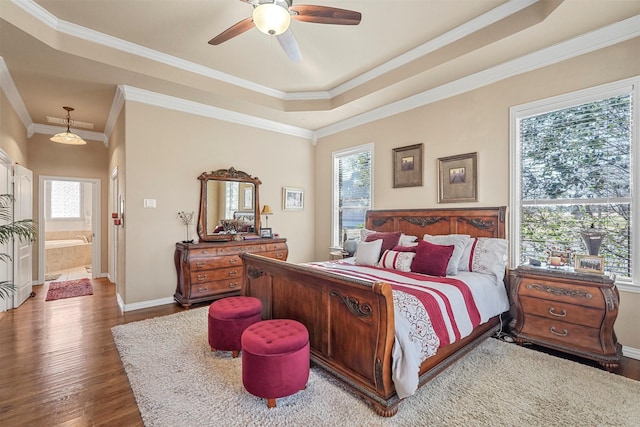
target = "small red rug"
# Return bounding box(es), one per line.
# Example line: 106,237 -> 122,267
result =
45,278 -> 94,301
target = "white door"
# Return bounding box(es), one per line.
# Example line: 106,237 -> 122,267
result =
0,152 -> 11,312
13,164 -> 33,308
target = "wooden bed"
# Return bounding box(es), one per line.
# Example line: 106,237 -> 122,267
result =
241,207 -> 507,416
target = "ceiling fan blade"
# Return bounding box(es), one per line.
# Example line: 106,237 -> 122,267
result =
277,29 -> 302,62
208,17 -> 255,45
290,5 -> 361,25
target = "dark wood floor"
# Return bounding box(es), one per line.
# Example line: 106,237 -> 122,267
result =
0,277 -> 638,426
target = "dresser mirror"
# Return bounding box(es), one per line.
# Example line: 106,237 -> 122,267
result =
197,167 -> 261,242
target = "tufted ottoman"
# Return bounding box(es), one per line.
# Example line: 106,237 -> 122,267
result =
241,319 -> 310,408
208,296 -> 262,358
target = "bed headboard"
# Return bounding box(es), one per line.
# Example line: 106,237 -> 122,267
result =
365,207 -> 506,239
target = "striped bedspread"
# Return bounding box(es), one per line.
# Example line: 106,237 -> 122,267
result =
305,260 -> 510,398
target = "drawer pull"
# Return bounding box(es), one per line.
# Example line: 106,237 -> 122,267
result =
229,270 -> 238,277
195,261 -> 206,268
548,307 -> 567,317
229,257 -> 239,264
228,282 -> 239,288
198,287 -> 208,293
275,252 -> 283,259
550,327 -> 568,337
197,274 -> 207,281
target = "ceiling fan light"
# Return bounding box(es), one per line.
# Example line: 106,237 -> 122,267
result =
253,3 -> 291,36
50,131 -> 87,145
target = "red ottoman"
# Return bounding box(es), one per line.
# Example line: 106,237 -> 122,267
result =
241,319 -> 310,408
208,296 -> 262,358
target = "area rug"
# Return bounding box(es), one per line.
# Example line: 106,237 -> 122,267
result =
45,278 -> 93,301
112,308 -> 640,427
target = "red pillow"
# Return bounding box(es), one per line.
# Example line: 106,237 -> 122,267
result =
410,240 -> 455,277
392,244 -> 418,252
365,232 -> 401,257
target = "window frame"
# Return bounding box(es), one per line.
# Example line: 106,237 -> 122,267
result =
509,77 -> 639,290
331,142 -> 374,249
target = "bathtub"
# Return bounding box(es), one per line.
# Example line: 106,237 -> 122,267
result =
45,239 -> 92,273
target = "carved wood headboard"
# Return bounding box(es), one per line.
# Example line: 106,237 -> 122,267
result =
365,207 -> 506,239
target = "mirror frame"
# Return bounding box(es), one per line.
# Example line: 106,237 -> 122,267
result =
197,167 -> 262,242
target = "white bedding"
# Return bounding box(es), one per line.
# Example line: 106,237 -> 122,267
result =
305,260 -> 510,398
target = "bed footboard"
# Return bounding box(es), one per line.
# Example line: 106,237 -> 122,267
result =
242,253 -> 400,415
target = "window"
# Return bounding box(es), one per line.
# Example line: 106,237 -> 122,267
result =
332,143 -> 373,248
510,78 -> 638,285
48,180 -> 81,220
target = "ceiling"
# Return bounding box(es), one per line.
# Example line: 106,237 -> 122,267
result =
1,0 -> 639,143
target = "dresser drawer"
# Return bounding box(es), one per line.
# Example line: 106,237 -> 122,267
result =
263,250 -> 287,261
190,267 -> 241,283
190,255 -> 241,270
190,279 -> 241,297
520,315 -> 603,353
519,295 -> 604,328
518,277 -> 604,310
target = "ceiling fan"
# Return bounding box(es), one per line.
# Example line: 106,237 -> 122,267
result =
208,0 -> 362,62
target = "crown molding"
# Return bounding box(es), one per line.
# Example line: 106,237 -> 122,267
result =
0,57 -> 34,137
117,85 -> 315,141
315,14 -> 640,139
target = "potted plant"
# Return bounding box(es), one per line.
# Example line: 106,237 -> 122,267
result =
0,194 -> 37,301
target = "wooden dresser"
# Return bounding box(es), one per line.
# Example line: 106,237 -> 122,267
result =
511,265 -> 621,370
174,238 -> 287,308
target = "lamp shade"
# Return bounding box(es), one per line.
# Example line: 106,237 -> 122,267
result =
261,205 -> 273,215
50,131 -> 86,145
252,3 -> 291,36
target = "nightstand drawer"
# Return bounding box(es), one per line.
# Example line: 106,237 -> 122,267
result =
518,277 -> 604,310
519,295 -> 604,328
520,315 -> 602,353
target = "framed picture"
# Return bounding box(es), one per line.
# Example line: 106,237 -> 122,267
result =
574,254 -> 605,274
393,143 -> 423,188
549,250 -> 573,267
437,152 -> 478,203
283,187 -> 304,210
260,227 -> 273,238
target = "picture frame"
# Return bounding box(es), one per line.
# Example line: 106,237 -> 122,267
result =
574,254 -> 605,274
259,227 -> 273,238
283,187 -> 304,210
437,152 -> 478,203
393,143 -> 423,188
549,249 -> 573,267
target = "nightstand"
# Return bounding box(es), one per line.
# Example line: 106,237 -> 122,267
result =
511,265 -> 621,370
330,250 -> 349,260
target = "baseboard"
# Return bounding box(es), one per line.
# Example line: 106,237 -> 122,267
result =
120,296 -> 176,312
622,345 -> 640,360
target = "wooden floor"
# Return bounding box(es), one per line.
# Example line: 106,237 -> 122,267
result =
0,277 -> 638,426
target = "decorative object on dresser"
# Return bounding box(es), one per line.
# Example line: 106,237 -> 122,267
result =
177,211 -> 194,243
392,143 -> 423,188
197,167 -> 262,242
511,265 -> 621,370
437,152 -> 477,203
261,204 -> 273,228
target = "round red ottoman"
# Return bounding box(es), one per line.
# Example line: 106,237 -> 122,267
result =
208,296 -> 262,358
241,319 -> 310,408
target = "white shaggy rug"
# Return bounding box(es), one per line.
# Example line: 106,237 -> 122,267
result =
112,307 -> 640,426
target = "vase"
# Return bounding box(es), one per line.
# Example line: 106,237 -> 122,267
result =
343,238 -> 357,257
581,229 -> 606,256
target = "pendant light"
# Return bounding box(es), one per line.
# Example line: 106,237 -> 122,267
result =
50,106 -> 87,145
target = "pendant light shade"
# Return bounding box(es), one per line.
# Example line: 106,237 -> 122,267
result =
50,106 -> 86,145
252,3 -> 291,36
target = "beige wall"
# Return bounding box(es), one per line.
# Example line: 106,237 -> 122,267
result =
314,38 -> 640,349
27,133 -> 110,279
121,102 -> 314,304
0,91 -> 28,166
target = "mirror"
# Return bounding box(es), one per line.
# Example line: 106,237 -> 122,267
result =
197,167 -> 262,242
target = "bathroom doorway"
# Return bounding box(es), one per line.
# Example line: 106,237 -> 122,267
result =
38,176 -> 101,283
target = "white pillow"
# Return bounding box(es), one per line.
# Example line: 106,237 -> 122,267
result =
377,249 -> 416,272
458,237 -> 508,283
398,234 -> 418,246
422,234 -> 470,276
355,239 -> 383,267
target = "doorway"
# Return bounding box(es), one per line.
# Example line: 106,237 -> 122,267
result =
38,176 -> 101,283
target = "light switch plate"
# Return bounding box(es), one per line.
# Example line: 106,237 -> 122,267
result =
143,199 -> 156,208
